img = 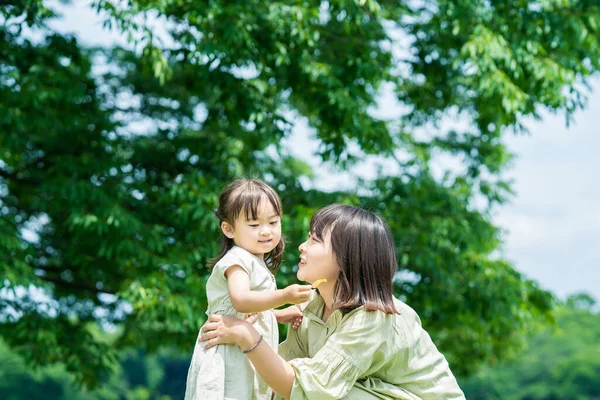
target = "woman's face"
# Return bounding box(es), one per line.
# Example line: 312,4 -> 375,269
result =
297,229 -> 339,285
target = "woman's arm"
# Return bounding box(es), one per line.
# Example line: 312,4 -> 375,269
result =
201,314 -> 296,399
202,310 -> 387,400
226,266 -> 312,313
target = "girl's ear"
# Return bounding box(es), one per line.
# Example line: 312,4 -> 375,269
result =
221,221 -> 235,239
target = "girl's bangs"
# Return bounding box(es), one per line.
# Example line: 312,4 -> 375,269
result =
233,185 -> 282,221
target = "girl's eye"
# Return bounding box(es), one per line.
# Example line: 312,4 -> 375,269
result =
249,224 -> 259,227
270,221 -> 279,225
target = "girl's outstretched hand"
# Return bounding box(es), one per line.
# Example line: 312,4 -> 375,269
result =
283,284 -> 312,304
199,313 -> 258,349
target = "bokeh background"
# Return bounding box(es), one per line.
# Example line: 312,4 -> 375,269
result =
1,1 -> 599,398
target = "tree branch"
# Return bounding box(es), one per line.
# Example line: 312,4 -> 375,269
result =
0,168 -> 15,181
40,275 -> 117,295
34,265 -> 66,271
0,168 -> 41,185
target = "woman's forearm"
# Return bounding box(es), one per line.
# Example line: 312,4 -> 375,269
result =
201,314 -> 296,398
238,330 -> 296,399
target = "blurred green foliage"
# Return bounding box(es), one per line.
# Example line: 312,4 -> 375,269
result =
461,293 -> 600,399
1,294 -> 597,399
2,0 -> 599,387
0,338 -> 187,400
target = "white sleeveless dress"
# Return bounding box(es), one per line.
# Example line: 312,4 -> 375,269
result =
184,246 -> 278,400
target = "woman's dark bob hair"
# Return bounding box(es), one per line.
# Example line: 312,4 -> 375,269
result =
310,204 -> 399,315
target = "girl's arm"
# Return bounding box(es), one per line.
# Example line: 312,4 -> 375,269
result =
226,266 -> 312,314
201,314 -> 296,399
273,306 -> 303,328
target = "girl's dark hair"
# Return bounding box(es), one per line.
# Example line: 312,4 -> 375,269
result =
310,204 -> 399,315
208,178 -> 285,272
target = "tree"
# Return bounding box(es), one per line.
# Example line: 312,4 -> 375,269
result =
2,0 -> 599,385
0,338 -> 185,400
461,293 -> 600,399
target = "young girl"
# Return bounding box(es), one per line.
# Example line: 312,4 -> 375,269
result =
184,178 -> 312,400
199,204 -> 465,399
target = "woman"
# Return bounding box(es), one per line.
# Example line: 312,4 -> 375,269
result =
200,204 -> 465,399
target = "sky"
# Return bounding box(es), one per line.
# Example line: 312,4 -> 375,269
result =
48,1 -> 599,302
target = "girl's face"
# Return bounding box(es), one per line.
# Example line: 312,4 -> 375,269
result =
297,229 -> 339,285
221,197 -> 282,259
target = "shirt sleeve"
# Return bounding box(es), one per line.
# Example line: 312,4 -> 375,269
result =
212,248 -> 252,279
278,316 -> 309,361
288,311 -> 389,399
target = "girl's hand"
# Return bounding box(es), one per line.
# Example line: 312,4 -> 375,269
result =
274,306 -> 303,329
283,284 -> 312,304
199,314 -> 258,349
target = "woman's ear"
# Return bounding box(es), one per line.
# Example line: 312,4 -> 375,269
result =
221,221 -> 235,238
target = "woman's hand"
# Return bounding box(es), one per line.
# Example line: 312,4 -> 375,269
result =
202,315 -> 296,399
200,313 -> 259,350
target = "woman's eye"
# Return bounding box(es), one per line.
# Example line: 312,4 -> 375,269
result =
249,224 -> 259,227
270,221 -> 279,225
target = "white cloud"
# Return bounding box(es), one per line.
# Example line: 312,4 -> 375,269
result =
492,89 -> 600,300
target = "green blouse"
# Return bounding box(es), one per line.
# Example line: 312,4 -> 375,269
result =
277,293 -> 465,399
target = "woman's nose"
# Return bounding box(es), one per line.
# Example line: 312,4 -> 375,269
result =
298,241 -> 307,252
